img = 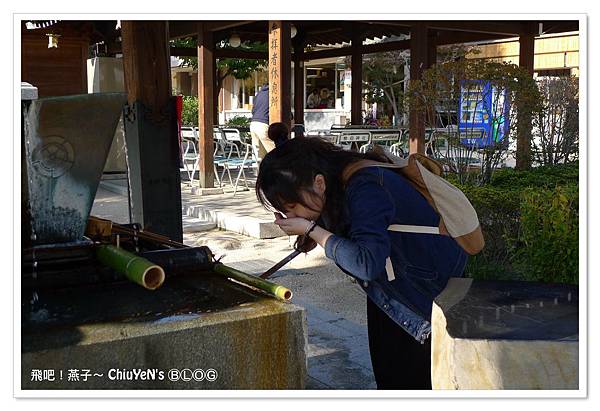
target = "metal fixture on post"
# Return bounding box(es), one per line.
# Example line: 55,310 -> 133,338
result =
229,33 -> 241,48
46,33 -> 60,48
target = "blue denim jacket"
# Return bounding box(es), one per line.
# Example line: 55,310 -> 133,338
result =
324,166 -> 468,343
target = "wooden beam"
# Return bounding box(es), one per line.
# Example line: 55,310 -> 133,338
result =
170,46 -> 268,59
516,22 -> 536,170
519,24 -> 536,73
170,32 -> 504,60
302,39 -> 411,61
428,30 -> 438,67
168,21 -> 198,39
350,32 -> 363,125
409,23 -> 429,155
361,39 -> 410,55
213,52 -> 219,125
205,20 -> 256,32
303,46 -> 352,60
365,20 -> 525,36
293,35 -> 305,133
197,23 -> 215,188
215,48 -> 268,59
170,46 -> 197,57
169,21 -> 255,39
429,21 -> 525,36
436,30 -> 514,46
268,21 -> 292,130
122,21 -> 171,115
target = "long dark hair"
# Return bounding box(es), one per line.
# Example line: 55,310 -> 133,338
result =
255,136 -> 388,234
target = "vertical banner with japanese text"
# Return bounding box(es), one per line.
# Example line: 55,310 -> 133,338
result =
268,21 -> 291,128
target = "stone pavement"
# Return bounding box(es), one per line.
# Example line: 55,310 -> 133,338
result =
91,183 -> 377,390
301,300 -> 376,389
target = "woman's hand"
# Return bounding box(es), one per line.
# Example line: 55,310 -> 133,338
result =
273,213 -> 312,236
274,213 -> 333,252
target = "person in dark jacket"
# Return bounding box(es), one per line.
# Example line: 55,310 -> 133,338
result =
255,133 -> 468,390
250,84 -> 274,160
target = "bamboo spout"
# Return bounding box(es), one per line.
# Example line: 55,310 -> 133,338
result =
96,244 -> 165,290
213,263 -> 293,301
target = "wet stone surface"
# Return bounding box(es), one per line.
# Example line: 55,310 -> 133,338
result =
440,280 -> 579,341
22,273 -> 263,352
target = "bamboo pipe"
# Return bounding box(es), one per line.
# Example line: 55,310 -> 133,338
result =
90,218 -> 294,300
111,225 -> 188,249
213,263 -> 293,301
96,244 -> 165,290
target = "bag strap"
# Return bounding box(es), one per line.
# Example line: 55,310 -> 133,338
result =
388,224 -> 440,235
341,151 -> 443,186
341,160 -> 402,186
342,158 -> 446,237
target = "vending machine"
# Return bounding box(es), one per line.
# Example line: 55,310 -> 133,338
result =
458,80 -> 510,148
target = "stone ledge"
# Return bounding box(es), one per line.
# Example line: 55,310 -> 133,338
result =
431,278 -> 578,390
185,204 -> 286,239
22,275 -> 307,390
191,187 -> 225,196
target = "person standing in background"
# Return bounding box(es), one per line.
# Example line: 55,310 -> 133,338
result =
250,84 -> 275,160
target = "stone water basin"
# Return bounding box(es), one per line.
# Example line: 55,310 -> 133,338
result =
22,273 -> 307,390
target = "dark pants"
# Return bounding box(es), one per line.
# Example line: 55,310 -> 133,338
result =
367,297 -> 432,390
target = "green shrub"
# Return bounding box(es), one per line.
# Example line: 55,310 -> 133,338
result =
458,185 -> 523,281
455,170 -> 578,284
181,96 -> 198,127
489,162 -> 579,189
514,184 -> 579,284
225,115 -> 251,128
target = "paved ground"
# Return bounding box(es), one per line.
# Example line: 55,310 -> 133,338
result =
91,182 -> 377,389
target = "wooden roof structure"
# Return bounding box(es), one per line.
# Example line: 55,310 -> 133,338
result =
167,19 -> 578,47
23,19 -> 579,57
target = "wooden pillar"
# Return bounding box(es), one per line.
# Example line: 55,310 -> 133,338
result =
428,30 -> 438,68
351,33 -> 363,125
121,21 -> 182,241
293,35 -> 305,135
197,23 -> 215,188
268,21 -> 292,130
409,22 -> 429,155
213,53 -> 220,126
516,22 -> 536,170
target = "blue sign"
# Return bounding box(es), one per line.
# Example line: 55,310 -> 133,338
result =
458,80 -> 510,148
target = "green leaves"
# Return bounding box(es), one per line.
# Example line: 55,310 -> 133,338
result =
225,115 -> 251,128
181,96 -> 199,127
170,38 -> 267,80
515,185 -> 578,284
456,165 -> 578,284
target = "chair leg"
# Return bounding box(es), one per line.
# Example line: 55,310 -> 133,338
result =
226,166 -> 234,188
232,165 -> 248,197
191,161 -> 198,184
219,164 -> 229,187
213,164 -> 222,187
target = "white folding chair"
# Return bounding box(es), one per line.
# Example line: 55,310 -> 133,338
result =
389,129 -> 410,158
338,130 -> 371,151
212,127 -> 229,187
220,128 -> 257,195
180,127 -> 199,185
359,130 -> 400,154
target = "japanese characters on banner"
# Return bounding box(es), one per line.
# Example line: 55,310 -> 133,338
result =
269,21 -> 280,114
